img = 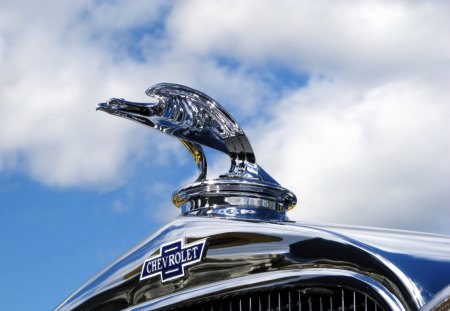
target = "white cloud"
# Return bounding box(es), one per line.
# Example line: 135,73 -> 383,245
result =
252,71 -> 450,234
0,0 -> 264,187
167,0 -> 450,79
160,0 -> 450,234
0,0 -> 449,234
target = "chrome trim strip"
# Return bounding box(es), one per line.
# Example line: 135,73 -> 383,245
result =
124,269 -> 406,311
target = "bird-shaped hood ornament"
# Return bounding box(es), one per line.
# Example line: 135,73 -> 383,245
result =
97,83 -> 296,221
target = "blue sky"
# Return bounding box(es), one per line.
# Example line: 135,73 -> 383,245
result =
1,1 -> 449,310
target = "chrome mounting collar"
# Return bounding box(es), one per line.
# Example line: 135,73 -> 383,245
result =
97,83 -> 296,221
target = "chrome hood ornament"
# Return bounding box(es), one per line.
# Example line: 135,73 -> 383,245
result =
97,83 -> 296,221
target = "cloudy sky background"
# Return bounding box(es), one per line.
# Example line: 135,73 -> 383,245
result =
1,0 -> 449,309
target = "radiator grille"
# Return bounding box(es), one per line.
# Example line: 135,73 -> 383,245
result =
169,286 -> 385,311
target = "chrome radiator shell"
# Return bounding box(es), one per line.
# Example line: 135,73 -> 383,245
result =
55,217 -> 450,311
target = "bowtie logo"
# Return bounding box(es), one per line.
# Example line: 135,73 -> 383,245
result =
140,238 -> 208,283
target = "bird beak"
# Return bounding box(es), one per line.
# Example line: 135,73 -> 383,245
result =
95,101 -> 112,112
96,98 -> 159,117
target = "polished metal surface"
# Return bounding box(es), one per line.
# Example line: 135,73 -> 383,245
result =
55,217 -> 450,311
96,83 -> 296,220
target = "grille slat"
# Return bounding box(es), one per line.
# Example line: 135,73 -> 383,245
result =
299,292 -> 302,311
170,286 -> 385,311
279,292 -> 282,311
288,292 -> 291,311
